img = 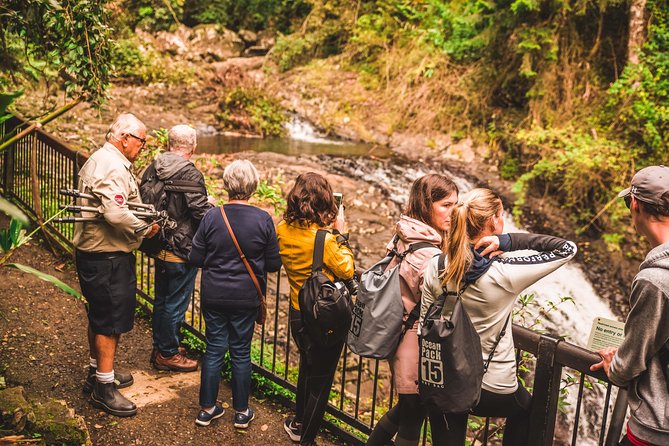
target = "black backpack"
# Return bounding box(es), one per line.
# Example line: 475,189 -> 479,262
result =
139,161 -> 204,255
418,253 -> 510,414
298,229 -> 353,348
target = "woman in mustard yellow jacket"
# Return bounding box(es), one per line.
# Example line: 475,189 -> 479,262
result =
277,172 -> 355,446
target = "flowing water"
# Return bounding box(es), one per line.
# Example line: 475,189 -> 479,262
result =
196,117 -> 392,158
197,119 -> 619,445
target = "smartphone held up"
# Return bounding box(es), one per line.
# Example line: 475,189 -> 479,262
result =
333,192 -> 343,209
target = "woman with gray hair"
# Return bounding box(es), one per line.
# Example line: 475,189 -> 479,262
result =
189,159 -> 281,429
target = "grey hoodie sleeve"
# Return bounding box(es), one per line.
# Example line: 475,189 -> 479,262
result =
609,279 -> 669,386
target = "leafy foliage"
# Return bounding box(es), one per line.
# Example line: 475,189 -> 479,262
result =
0,212 -> 82,301
0,199 -> 28,225
110,37 -> 195,84
182,0 -> 311,32
217,87 -> 287,137
117,0 -> 183,31
253,178 -> 286,215
0,0 -> 113,104
0,90 -> 23,125
5,263 -> 83,300
606,0 -> 669,156
0,218 -> 27,253
508,126 -> 634,225
268,1 -> 354,72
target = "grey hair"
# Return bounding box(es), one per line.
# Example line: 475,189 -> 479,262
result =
223,160 -> 259,200
168,124 -> 197,155
106,113 -> 145,142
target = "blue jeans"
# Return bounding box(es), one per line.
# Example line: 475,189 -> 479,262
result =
152,259 -> 198,356
199,306 -> 257,411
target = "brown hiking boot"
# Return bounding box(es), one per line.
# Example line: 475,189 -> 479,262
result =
150,347 -> 188,366
153,353 -> 198,372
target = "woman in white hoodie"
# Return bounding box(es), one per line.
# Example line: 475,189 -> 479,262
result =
367,174 -> 459,446
420,188 -> 577,445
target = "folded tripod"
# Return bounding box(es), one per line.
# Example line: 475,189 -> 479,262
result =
54,189 -> 176,234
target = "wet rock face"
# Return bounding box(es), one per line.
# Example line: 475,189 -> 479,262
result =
190,25 -> 244,61
238,29 -> 258,45
212,57 -> 265,87
150,24 -> 245,62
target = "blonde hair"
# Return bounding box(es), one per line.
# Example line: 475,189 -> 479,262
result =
443,188 -> 503,289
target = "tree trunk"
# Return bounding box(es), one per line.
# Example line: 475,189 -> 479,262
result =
627,0 -> 648,65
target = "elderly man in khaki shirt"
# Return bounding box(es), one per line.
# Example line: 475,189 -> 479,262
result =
74,113 -> 159,417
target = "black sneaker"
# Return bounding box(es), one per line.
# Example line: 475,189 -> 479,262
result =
283,416 -> 301,442
195,404 -> 225,427
234,407 -> 256,429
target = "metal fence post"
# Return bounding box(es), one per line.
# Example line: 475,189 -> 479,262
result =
2,133 -> 15,196
527,334 -> 563,446
604,388 -> 628,446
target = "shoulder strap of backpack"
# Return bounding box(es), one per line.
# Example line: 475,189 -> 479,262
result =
394,240 -> 438,260
311,229 -> 328,273
483,312 -> 512,374
140,161 -> 158,184
400,304 -> 421,340
408,241 -> 438,253
438,252 -> 446,276
164,179 -> 205,194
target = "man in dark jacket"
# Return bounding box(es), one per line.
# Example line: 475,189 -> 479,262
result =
591,165 -> 669,446
141,124 -> 213,372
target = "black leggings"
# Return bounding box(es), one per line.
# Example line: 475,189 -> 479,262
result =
290,308 -> 344,445
433,384 -> 532,446
367,394 -> 445,446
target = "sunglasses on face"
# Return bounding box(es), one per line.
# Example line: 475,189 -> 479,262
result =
127,133 -> 146,146
624,195 -> 632,209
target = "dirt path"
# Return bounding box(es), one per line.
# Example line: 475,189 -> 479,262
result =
0,216 -> 344,446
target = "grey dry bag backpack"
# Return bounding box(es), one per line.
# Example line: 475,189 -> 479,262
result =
347,237 -> 436,359
418,253 -> 510,414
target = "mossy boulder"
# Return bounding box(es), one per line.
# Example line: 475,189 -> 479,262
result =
0,386 -> 90,445
32,399 -> 90,446
0,386 -> 34,432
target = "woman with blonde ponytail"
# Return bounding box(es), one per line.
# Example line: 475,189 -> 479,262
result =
420,188 -> 577,445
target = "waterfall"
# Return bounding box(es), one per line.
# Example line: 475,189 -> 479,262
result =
284,115 -> 344,145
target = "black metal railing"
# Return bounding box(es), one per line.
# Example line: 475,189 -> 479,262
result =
0,115 -> 628,446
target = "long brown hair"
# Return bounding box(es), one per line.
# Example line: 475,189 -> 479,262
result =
284,172 -> 338,227
405,174 -> 458,230
444,188 -> 503,289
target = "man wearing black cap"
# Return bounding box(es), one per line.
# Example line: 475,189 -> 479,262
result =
591,165 -> 669,446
